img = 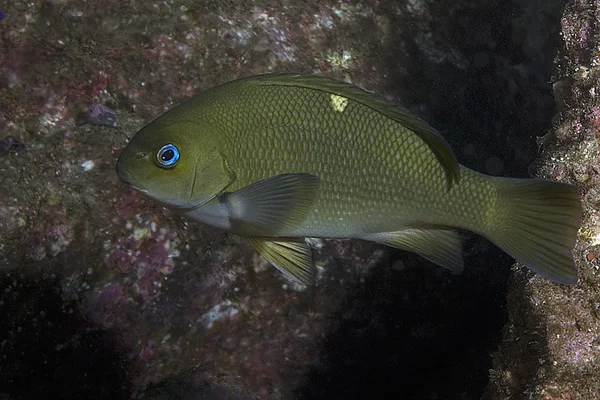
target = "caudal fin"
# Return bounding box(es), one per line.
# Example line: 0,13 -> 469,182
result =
489,178 -> 582,284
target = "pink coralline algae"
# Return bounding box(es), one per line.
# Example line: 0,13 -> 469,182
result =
78,103 -> 117,127
97,284 -> 125,310
89,284 -> 128,325
106,214 -> 180,300
112,189 -> 149,219
586,105 -> 600,135
24,213 -> 75,261
47,223 -> 75,257
139,339 -> 154,360
561,2 -> 594,66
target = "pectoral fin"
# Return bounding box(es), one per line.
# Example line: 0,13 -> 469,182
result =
246,237 -> 315,286
365,228 -> 464,273
220,173 -> 319,236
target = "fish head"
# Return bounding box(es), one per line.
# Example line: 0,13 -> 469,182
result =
116,120 -> 234,210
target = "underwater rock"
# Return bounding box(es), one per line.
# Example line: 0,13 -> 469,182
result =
78,104 -> 118,127
0,136 -> 25,154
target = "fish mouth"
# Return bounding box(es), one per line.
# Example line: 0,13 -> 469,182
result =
116,163 -> 148,194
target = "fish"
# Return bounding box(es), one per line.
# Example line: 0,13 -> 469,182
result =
116,74 -> 582,286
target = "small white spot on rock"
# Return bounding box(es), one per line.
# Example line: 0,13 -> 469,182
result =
199,300 -> 239,329
80,160 -> 95,172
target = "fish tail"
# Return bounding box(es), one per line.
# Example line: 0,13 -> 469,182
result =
487,178 -> 582,284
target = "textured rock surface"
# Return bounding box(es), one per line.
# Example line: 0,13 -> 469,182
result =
0,0 -> 579,398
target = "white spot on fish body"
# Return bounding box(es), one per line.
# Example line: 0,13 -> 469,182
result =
330,94 -> 349,112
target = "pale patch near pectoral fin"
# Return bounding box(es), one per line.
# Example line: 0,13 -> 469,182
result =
246,237 -> 315,286
220,173 -> 319,236
365,228 -> 464,273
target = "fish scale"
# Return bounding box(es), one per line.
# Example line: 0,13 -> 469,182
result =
221,84 -> 464,236
117,73 -> 582,285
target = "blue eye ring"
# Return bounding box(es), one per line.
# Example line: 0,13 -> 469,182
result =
156,144 -> 179,168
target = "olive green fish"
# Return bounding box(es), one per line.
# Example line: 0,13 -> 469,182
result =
116,74 -> 582,285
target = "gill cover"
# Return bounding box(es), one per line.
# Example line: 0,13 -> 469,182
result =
158,121 -> 236,210
183,145 -> 236,210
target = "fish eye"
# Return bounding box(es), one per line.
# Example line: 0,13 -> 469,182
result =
156,144 -> 179,168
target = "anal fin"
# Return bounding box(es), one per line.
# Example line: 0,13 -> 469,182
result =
246,237 -> 315,286
364,228 -> 464,273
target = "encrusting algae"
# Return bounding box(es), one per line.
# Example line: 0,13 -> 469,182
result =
116,74 -> 582,286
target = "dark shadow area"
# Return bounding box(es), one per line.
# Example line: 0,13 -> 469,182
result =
296,239 -> 512,399
383,0 -> 567,177
135,368 -> 248,400
0,268 -> 131,400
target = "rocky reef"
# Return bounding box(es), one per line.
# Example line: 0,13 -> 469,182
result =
1,0 -> 596,399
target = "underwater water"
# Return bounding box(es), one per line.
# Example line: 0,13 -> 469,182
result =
3,0 -> 592,399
